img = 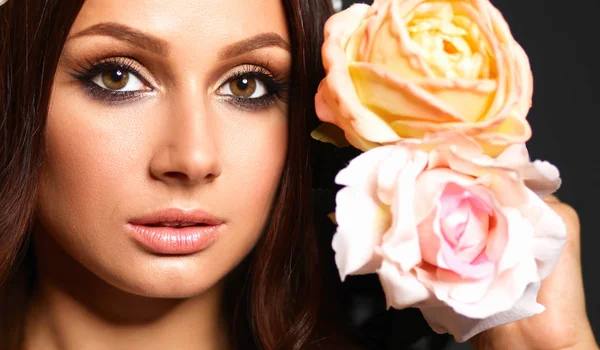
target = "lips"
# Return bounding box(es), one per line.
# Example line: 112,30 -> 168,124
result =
127,208 -> 225,255
146,222 -> 207,228
129,208 -> 224,226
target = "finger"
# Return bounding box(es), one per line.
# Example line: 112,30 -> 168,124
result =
546,200 -> 581,256
542,195 -> 580,255
543,195 -> 561,204
538,200 -> 587,319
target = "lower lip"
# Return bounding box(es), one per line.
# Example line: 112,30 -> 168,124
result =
126,224 -> 223,255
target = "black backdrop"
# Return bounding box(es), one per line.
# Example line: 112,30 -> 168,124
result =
338,0 -> 599,346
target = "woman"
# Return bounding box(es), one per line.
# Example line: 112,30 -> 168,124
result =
0,0 -> 344,348
0,0 -> 595,349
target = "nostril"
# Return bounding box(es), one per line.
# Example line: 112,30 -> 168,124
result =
164,171 -> 188,180
161,171 -> 217,183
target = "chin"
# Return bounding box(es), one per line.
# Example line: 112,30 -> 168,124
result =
101,254 -> 229,299
133,283 -> 217,299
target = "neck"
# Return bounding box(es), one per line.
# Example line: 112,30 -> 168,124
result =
24,231 -> 232,350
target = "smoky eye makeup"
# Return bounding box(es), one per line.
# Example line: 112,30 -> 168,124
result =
69,55 -> 291,111
70,56 -> 156,105
215,62 -> 290,112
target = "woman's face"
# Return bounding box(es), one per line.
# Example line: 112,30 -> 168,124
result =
36,0 -> 290,298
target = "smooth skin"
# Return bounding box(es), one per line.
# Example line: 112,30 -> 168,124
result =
26,0 -> 291,349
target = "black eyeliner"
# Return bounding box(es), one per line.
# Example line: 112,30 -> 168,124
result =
218,64 -> 290,111
70,58 -> 153,103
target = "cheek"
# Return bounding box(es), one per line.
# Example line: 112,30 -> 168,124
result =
218,110 -> 289,235
36,95 -> 151,256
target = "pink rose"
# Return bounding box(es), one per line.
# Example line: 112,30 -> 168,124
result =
332,133 -> 566,341
314,0 -> 533,156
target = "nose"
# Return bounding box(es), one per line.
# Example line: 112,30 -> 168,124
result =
150,92 -> 222,186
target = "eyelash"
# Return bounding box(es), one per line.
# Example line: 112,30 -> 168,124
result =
70,58 -> 290,110
220,64 -> 290,110
71,58 -> 150,104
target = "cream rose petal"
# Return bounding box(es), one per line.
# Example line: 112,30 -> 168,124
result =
426,267 -> 495,307
348,62 -> 465,123
335,145 -> 393,187
378,260 -> 434,310
378,150 -> 428,272
495,207 -> 534,273
520,190 -> 567,279
413,201 -> 541,321
332,147 -> 397,279
413,170 -> 478,269
420,281 -> 545,342
523,160 -> 561,197
442,208 -> 537,318
315,3 -> 400,149
496,144 -> 561,197
332,186 -> 389,279
376,146 -> 411,205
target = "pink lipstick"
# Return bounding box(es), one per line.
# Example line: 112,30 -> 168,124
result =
127,208 -> 225,255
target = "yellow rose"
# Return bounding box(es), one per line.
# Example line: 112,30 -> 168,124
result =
314,0 -> 533,156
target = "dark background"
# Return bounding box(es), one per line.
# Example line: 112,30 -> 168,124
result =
339,0 -> 599,347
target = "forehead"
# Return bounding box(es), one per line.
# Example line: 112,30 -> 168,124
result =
70,0 -> 290,54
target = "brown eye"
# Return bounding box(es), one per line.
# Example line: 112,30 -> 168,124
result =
92,68 -> 145,92
229,77 -> 257,98
102,69 -> 129,90
219,75 -> 268,99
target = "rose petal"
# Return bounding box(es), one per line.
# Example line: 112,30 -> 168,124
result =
335,145 -> 394,187
332,186 -> 390,279
477,195 -> 508,263
497,144 -> 561,198
315,69 -> 388,150
471,110 -> 532,157
495,143 -> 531,166
445,240 -> 539,319
431,267 -> 494,306
495,207 -> 534,273
379,150 -> 428,272
420,281 -> 544,342
414,167 -> 475,223
349,62 -> 465,123
376,146 -> 411,205
422,80 -> 497,123
520,190 -> 567,279
441,245 -> 495,280
417,207 -> 446,268
495,144 -> 561,197
310,122 -> 351,148
523,160 -> 561,197
378,260 -> 433,310
476,170 -> 529,209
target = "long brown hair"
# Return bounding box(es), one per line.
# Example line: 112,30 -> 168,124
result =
0,0 -> 342,349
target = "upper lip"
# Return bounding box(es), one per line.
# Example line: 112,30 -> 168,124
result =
128,208 -> 225,227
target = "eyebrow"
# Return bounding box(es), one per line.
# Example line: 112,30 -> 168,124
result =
218,32 -> 291,59
68,22 -> 170,56
68,22 -> 290,59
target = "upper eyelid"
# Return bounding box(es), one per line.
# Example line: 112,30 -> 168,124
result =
96,59 -> 154,85
216,72 -> 272,96
71,60 -> 156,92
215,64 -> 277,88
